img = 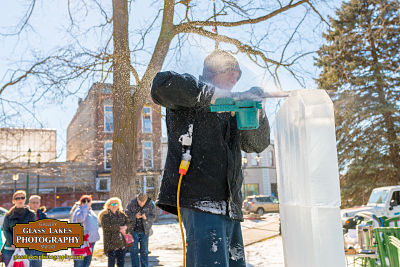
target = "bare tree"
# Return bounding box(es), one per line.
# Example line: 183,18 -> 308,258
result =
0,0 -> 331,205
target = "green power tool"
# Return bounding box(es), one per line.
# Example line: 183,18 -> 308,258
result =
210,91 -> 290,130
210,98 -> 262,130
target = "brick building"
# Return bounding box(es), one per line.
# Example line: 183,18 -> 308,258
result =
67,83 -> 162,200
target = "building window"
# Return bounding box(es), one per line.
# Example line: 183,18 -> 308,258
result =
144,176 -> 156,199
161,107 -> 167,138
271,183 -> 278,197
242,184 -> 259,198
104,142 -> 112,170
104,105 -> 113,133
269,151 -> 274,167
241,151 -> 247,166
96,177 -> 110,192
136,176 -> 142,193
250,153 -> 258,166
142,106 -> 152,133
142,141 -> 153,168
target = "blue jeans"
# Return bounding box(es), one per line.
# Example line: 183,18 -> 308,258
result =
74,242 -> 95,267
181,208 -> 246,267
26,249 -> 42,267
2,249 -> 14,266
129,231 -> 149,267
107,248 -> 126,267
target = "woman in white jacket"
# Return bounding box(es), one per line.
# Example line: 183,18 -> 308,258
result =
72,195 -> 100,267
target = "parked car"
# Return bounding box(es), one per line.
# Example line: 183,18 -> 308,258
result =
46,206 -> 73,220
242,195 -> 279,215
69,200 -> 106,223
0,207 -> 8,226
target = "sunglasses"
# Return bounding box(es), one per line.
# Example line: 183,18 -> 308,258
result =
81,199 -> 91,204
14,196 -> 26,201
110,203 -> 119,207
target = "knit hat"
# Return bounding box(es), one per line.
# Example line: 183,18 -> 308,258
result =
202,50 -> 242,82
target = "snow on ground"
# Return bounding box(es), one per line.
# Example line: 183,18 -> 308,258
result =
40,216 -> 284,266
37,214 -> 360,267
245,236 -> 284,267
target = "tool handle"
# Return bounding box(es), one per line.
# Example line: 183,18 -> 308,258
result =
262,91 -> 290,98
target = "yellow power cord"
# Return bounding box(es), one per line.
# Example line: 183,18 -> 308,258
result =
177,156 -> 190,267
177,173 -> 186,267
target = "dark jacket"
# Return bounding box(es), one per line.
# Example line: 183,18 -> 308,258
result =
151,71 -> 270,221
99,210 -> 129,254
125,198 -> 156,236
36,207 -> 47,220
3,207 -> 35,248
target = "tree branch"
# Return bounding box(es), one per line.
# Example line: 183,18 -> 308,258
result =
130,64 -> 140,85
175,27 -> 289,67
176,0 -> 307,28
0,56 -> 52,96
0,0 -> 36,36
305,0 -> 330,27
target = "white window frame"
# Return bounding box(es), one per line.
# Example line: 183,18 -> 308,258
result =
104,105 -> 113,133
142,141 -> 153,168
142,106 -> 152,133
96,177 -> 111,192
104,142 -> 112,170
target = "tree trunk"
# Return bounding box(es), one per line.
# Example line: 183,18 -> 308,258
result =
110,0 -> 176,207
111,0 -> 136,207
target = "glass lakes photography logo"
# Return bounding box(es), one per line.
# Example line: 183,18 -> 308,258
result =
13,219 -> 83,252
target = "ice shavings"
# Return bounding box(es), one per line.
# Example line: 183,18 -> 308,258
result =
228,200 -> 236,219
196,84 -> 211,103
229,243 -> 245,261
211,241 -> 218,253
192,200 -> 226,215
210,230 -> 219,253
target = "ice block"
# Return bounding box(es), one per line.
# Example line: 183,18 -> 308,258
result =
274,90 -> 345,267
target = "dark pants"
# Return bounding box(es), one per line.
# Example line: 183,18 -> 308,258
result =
2,249 -> 14,266
107,248 -> 126,267
74,242 -> 95,267
129,231 -> 149,267
181,208 -> 246,267
26,249 -> 43,267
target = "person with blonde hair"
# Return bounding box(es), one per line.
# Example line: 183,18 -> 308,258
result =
99,197 -> 130,267
72,195 -> 100,267
2,190 -> 36,266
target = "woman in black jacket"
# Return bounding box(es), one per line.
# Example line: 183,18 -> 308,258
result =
99,197 -> 130,267
2,190 -> 36,266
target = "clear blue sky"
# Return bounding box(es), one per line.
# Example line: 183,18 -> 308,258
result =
0,0 -> 343,161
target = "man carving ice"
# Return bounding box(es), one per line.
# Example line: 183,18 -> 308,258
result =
151,50 -> 270,266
